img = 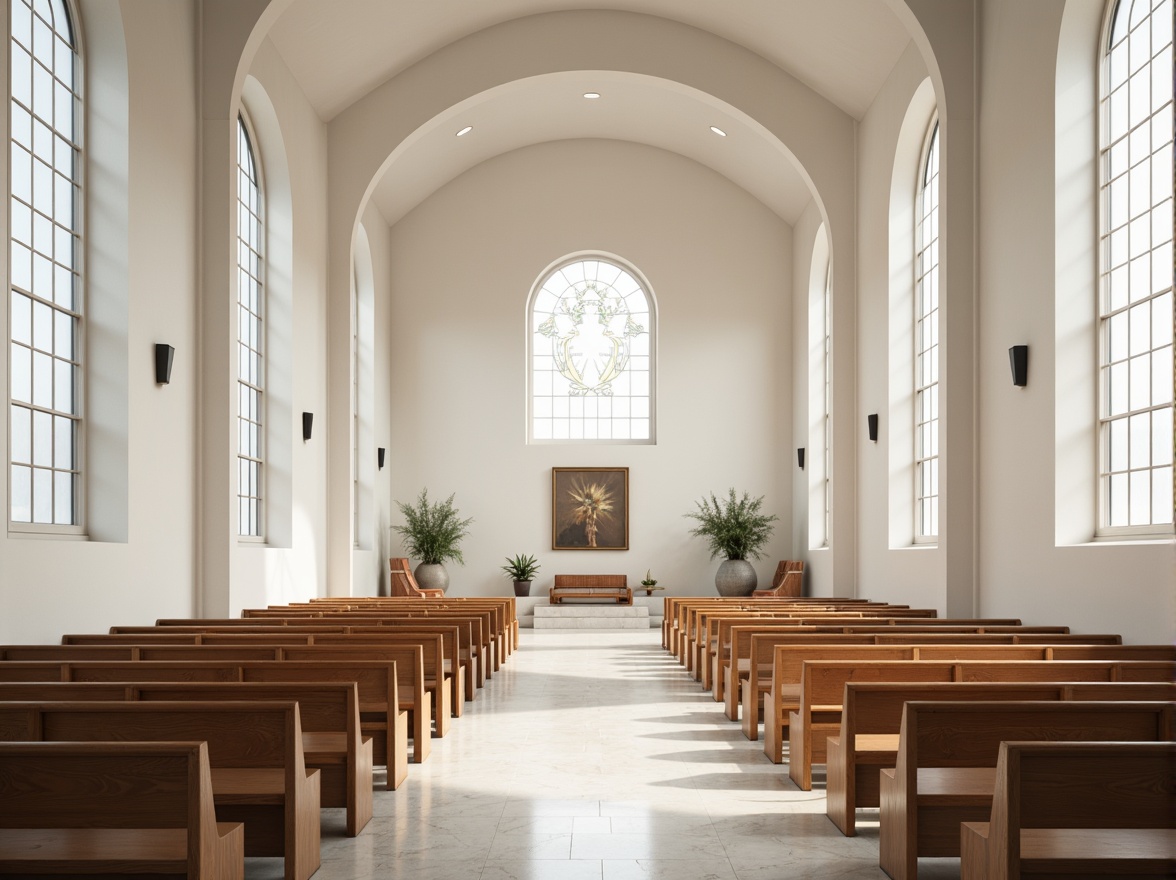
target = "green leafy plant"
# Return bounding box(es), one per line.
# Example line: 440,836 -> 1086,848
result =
641,569 -> 658,586
391,489 -> 473,565
501,554 -> 540,581
685,488 -> 779,561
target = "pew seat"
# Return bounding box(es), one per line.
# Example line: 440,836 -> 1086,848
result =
877,700 -> 1174,880
0,741 -> 244,879
960,741 -> 1176,879
0,700 -> 321,880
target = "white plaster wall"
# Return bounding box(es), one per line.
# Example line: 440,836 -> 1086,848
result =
855,41 -> 944,613
231,39 -> 329,611
354,201 -> 394,596
975,0 -> 1174,643
1,1 -> 199,643
387,139 -> 794,597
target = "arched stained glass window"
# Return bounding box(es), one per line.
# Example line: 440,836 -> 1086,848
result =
9,0 -> 81,528
529,257 -> 654,443
1098,0 -> 1173,533
914,120 -> 940,542
237,115 -> 265,538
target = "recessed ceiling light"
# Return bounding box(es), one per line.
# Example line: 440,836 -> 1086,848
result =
583,92 -> 601,99
456,125 -> 473,137
710,125 -> 727,137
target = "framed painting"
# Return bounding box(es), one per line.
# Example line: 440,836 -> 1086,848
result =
551,467 -> 629,550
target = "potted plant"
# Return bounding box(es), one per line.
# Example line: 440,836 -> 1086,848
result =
391,489 -> 473,593
685,488 -> 779,596
639,569 -> 661,596
501,554 -> 540,597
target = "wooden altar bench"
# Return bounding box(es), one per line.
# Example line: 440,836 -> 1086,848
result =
549,574 -> 632,605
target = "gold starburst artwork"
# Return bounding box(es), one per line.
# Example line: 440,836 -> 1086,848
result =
552,468 -> 629,550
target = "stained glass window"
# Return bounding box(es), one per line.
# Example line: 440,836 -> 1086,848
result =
530,258 -> 653,443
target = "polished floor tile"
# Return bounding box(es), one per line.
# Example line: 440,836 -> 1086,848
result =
248,630 -> 956,879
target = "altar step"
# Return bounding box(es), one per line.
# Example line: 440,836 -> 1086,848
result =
533,604 -> 650,630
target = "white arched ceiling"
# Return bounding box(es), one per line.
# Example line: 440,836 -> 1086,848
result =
369,70 -> 816,227
268,0 -> 911,123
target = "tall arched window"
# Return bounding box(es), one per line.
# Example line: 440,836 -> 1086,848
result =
914,120 -> 940,542
822,263 -> 832,546
236,114 -> 265,539
529,256 -> 654,443
1098,0 -> 1173,533
9,0 -> 81,529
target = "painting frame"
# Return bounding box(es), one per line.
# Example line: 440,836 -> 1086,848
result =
551,467 -> 630,551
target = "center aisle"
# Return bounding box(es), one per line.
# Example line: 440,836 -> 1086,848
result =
309,630 -> 952,880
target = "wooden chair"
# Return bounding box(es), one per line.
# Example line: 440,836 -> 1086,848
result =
0,741 -> 244,879
751,560 -> 805,597
389,557 -> 444,598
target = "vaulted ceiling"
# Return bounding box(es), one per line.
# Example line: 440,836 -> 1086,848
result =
266,0 -> 914,225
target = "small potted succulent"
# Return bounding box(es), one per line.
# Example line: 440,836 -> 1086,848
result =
501,553 -> 541,597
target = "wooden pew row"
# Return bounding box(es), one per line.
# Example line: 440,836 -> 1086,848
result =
0,640 -> 443,749
689,611 -> 1022,683
662,597 -> 883,654
960,741 -> 1176,879
709,617 -> 1071,700
152,608 -> 500,680
667,598 -> 888,662
713,622 -> 1090,708
109,616 -> 489,693
0,680 -> 374,837
679,607 -> 943,672
0,741 -> 245,879
756,643 -> 1176,755
825,676 -> 1176,837
877,700 -> 1175,880
249,599 -> 516,668
303,596 -> 519,655
0,700 -> 322,880
0,659 -> 414,777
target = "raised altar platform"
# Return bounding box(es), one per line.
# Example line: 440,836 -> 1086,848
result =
533,604 -> 650,630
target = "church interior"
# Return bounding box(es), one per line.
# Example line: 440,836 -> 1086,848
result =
0,0 -> 1173,878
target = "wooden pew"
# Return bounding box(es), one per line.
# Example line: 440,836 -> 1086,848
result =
716,622 -> 1072,714
662,596 -> 876,652
0,741 -> 244,879
0,658 -> 414,778
823,676 -> 1176,834
757,643 -> 1172,759
0,679 -> 374,836
877,700 -> 1175,880
0,701 -> 321,880
960,741 -> 1176,879
0,639 -> 442,752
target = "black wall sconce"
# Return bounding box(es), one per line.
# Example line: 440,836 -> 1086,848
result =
867,413 -> 879,443
154,343 -> 174,385
1009,344 -> 1029,387
302,412 -> 313,442
377,447 -> 386,470
797,448 -> 805,470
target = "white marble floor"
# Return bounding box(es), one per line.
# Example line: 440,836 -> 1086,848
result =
254,630 -> 959,880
